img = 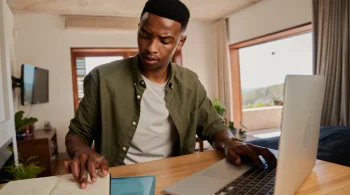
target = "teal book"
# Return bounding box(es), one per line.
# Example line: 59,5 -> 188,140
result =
110,175 -> 156,195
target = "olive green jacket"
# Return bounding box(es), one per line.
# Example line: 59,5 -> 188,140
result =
66,55 -> 228,166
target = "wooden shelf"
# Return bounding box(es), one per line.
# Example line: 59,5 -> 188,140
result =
16,128 -> 58,177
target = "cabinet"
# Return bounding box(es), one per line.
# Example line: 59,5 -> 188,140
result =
16,129 -> 58,177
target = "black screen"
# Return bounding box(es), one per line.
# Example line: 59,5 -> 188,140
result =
32,67 -> 49,104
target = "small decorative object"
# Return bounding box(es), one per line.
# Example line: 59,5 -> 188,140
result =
2,147 -> 45,181
44,121 -> 52,131
15,110 -> 38,138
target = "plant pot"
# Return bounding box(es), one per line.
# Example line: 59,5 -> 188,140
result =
24,126 -> 33,137
29,124 -> 35,134
16,133 -> 26,139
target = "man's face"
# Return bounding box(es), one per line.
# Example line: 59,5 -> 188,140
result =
137,12 -> 186,70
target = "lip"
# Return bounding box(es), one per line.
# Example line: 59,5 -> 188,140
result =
142,56 -> 158,65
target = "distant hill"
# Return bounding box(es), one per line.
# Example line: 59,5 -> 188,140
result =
242,84 -> 284,107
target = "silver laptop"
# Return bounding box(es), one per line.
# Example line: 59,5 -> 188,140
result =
163,75 -> 325,195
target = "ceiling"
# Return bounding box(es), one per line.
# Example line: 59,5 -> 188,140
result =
7,0 -> 262,22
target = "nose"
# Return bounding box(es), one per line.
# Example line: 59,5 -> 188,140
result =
146,39 -> 158,54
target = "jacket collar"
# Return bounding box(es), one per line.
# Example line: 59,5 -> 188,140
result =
131,54 -> 175,90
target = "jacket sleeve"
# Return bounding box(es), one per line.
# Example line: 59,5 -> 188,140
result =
66,69 -> 100,146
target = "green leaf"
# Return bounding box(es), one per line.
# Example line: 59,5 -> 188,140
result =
3,147 -> 45,181
15,111 -> 25,130
14,111 -> 38,134
213,99 -> 226,117
25,156 -> 38,164
17,117 -> 38,133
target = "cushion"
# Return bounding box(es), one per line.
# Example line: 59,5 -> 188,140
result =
246,126 -> 350,166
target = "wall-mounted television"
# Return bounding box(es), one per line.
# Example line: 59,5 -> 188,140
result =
20,64 -> 49,106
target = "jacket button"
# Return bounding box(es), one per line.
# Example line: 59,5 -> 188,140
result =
123,147 -> 127,151
137,95 -> 141,99
132,121 -> 137,126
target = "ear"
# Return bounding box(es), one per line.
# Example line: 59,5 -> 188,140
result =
176,35 -> 187,51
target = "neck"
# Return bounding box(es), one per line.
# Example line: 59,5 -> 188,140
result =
141,63 -> 169,84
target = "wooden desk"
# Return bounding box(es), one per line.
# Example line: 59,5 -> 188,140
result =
109,150 -> 350,195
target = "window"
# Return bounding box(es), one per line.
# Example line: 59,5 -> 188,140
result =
71,48 -> 182,111
229,24 -> 312,124
239,32 -> 313,109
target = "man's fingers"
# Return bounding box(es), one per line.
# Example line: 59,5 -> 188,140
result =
100,158 -> 109,176
236,144 -> 264,169
87,157 -> 97,183
250,145 -> 277,168
227,150 -> 241,165
80,177 -> 88,189
70,158 -> 80,181
79,154 -> 88,187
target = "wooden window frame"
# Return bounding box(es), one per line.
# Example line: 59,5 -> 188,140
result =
229,23 -> 312,126
71,48 -> 183,111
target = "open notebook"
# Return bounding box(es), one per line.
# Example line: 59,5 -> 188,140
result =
0,173 -> 110,195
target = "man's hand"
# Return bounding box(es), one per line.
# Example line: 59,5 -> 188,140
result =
223,140 -> 277,169
64,147 -> 109,189
212,130 -> 277,169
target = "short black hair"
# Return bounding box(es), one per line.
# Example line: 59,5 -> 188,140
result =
141,0 -> 190,31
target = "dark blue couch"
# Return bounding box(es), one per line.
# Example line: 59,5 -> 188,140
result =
246,126 -> 350,166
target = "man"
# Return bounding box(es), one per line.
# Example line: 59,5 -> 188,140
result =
65,0 -> 277,189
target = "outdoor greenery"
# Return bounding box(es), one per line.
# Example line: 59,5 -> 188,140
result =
242,83 -> 284,108
244,102 -> 269,109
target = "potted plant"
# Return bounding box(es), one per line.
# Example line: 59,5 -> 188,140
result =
2,147 -> 45,181
213,99 -> 226,118
213,99 -> 247,138
273,96 -> 283,106
15,111 -> 38,138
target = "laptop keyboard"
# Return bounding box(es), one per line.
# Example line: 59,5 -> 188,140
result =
214,165 -> 276,195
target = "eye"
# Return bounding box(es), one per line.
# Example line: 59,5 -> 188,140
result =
161,39 -> 172,45
139,31 -> 149,38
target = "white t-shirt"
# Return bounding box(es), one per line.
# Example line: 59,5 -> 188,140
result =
123,75 -> 178,165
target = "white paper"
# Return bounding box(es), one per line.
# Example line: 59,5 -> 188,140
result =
0,176 -> 58,195
49,174 -> 110,195
0,174 -> 110,195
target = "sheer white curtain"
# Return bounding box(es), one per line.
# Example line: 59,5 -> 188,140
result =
212,19 -> 232,122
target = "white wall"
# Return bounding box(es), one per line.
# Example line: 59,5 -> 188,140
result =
228,0 -> 312,44
243,107 -> 282,131
182,21 -> 215,97
14,13 -> 214,153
